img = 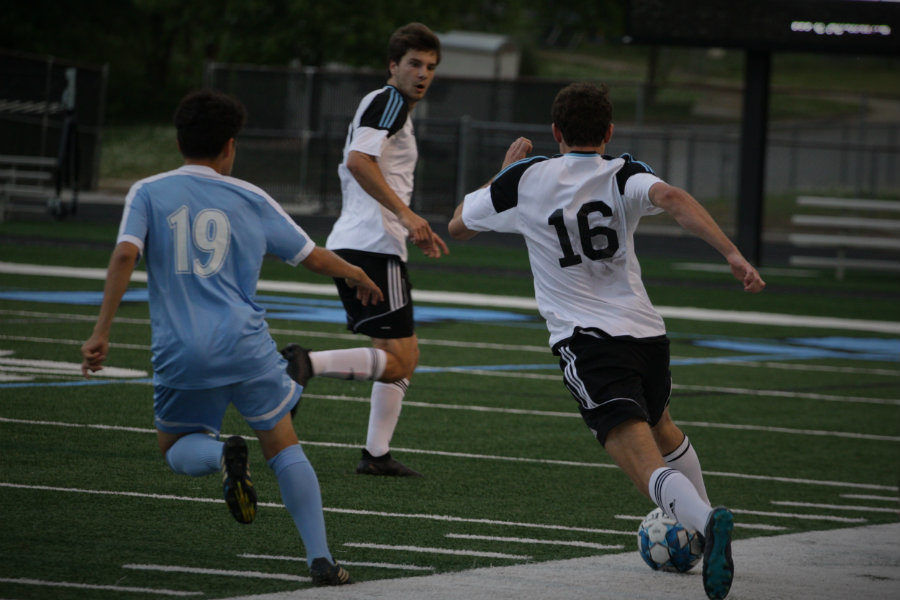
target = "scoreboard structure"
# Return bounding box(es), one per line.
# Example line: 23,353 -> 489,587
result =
626,0 -> 900,54
624,1 -> 900,264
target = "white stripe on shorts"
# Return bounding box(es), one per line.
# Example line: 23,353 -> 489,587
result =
388,260 -> 402,310
559,345 -> 598,410
243,378 -> 297,424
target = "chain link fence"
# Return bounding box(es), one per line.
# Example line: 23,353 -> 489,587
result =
206,62 -> 900,236
0,49 -> 107,190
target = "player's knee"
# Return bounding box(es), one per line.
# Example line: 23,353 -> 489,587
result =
379,348 -> 417,381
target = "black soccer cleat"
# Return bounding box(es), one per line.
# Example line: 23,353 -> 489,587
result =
222,435 -> 257,524
280,343 -> 314,387
356,448 -> 423,477
309,557 -> 351,586
281,344 -> 313,418
702,507 -> 735,600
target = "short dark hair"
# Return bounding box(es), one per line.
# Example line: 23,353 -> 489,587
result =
388,22 -> 441,65
551,82 -> 613,147
174,89 -> 247,159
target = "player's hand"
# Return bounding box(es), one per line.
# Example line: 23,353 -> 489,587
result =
345,270 -> 384,306
399,209 -> 432,245
414,230 -> 449,258
501,137 -> 533,169
400,209 -> 448,258
728,255 -> 766,293
80,334 -> 109,377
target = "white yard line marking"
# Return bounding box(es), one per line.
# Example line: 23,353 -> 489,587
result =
343,543 -> 531,560
307,393 -> 576,418
0,333 -> 150,351
239,553 -> 435,571
0,577 -> 201,596
841,494 -> 899,502
2,418 -> 897,491
444,533 -> 623,550
732,361 -> 900,377
271,327 -> 551,354
308,394 -> 900,439
0,309 -> 148,325
0,481 -> 630,536
0,356 -> 147,378
3,322 -> 898,386
323,505 -> 632,535
3,330 -> 897,380
614,514 -> 787,531
730,509 -> 866,523
674,262 -> 819,278
672,384 -> 899,406
0,373 -> 33,382
771,501 -> 900,514
4,262 -> 900,333
677,420 -> 900,442
701,470 -> 895,492
656,306 -> 900,335
123,564 -> 306,582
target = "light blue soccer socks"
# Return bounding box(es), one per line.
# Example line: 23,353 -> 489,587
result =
165,432 -> 224,477
268,443 -> 333,566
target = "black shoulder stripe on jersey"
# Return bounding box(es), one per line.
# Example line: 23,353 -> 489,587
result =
489,156 -> 550,213
614,153 -> 655,195
358,87 -> 409,137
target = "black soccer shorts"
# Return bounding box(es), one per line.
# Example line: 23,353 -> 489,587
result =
332,249 -> 414,339
553,328 -> 672,446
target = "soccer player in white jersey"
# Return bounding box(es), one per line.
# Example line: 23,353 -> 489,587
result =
449,82 -> 765,600
281,23 -> 449,477
79,90 -> 382,586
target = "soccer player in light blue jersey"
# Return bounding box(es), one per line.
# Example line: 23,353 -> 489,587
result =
80,89 -> 380,586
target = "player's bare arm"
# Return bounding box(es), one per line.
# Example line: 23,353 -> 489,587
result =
649,182 -> 766,293
448,136 -> 533,241
346,150 -> 448,258
81,241 -> 140,377
300,246 -> 385,306
448,202 -> 477,240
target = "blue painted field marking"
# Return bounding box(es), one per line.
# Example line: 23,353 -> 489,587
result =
0,378 -> 153,389
693,338 -> 899,363
0,290 -> 535,324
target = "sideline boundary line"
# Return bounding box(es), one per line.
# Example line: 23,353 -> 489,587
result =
3,261 -> 900,333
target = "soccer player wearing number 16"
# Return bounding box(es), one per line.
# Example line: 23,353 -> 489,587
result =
80,90 -> 381,586
449,82 -> 765,600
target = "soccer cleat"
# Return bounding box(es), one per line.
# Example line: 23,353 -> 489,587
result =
280,344 -> 314,387
280,344 -> 313,418
702,507 -> 735,600
222,435 -> 257,524
309,557 -> 351,586
356,448 -> 423,477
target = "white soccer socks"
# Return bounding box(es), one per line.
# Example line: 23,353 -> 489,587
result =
365,378 -> 409,457
649,466 -> 712,534
309,347 -> 387,381
663,435 -> 711,505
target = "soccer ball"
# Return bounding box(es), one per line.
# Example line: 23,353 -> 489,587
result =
637,507 -> 703,573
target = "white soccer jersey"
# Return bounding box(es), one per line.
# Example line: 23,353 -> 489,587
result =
462,152 -> 667,347
327,85 -> 417,262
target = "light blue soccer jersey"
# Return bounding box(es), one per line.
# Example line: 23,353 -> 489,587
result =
118,165 -> 314,389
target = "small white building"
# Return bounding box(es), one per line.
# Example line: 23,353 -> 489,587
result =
437,31 -> 520,79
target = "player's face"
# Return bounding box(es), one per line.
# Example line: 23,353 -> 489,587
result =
388,49 -> 438,105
